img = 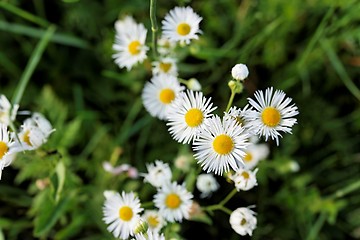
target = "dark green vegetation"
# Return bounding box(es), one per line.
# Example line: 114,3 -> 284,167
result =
1,0 -> 359,239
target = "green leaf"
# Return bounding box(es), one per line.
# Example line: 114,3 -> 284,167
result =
54,161 -> 66,203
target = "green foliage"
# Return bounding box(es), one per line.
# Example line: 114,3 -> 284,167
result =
0,0 -> 360,239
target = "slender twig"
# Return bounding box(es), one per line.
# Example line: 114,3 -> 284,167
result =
225,89 -> 236,113
149,0 -> 158,59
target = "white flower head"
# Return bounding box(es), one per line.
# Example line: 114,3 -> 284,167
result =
245,87 -> 299,145
142,74 -> 184,121
142,160 -> 172,188
162,6 -> 202,45
230,168 -> 258,191
152,57 -> 178,77
157,36 -> 176,56
231,63 -> 249,81
196,173 -> 219,198
113,16 -> 149,70
0,95 -> 18,125
230,207 -> 257,236
102,191 -> 143,239
166,90 -> 217,144
153,182 -> 193,222
192,116 -> 249,176
243,143 -> 269,169
187,78 -> 202,91
224,106 -> 256,134
132,229 -> 165,240
174,154 -> 193,172
142,210 -> 165,233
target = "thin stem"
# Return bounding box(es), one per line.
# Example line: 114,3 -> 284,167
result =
149,0 -> 158,59
219,188 -> 238,206
11,25 -> 56,107
225,89 -> 236,112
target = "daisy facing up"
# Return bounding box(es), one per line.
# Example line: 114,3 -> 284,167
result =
103,191 -> 143,239
153,181 -> 193,222
113,15 -> 148,71
142,160 -> 172,188
229,207 -> 257,236
245,87 -> 299,145
229,168 -> 258,191
166,90 -> 216,144
142,74 -> 184,120
242,143 -> 269,170
142,210 -> 165,233
192,115 -> 249,176
152,57 -> 178,77
161,6 -> 202,45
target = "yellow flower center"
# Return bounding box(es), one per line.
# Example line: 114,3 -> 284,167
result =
119,206 -> 133,221
213,134 -> 234,155
244,152 -> 253,162
241,218 -> 247,225
177,23 -> 191,36
185,108 -> 203,127
147,215 -> 159,228
165,193 -> 181,209
23,130 -> 32,146
128,40 -> 141,55
261,107 -> 281,127
159,62 -> 172,73
159,88 -> 175,104
241,171 -> 250,179
0,141 -> 9,159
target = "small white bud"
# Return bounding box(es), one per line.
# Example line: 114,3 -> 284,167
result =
231,63 -> 249,81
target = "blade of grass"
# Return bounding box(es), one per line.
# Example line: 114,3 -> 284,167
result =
11,25 -> 56,107
320,40 -> 360,102
306,212 -> 327,240
0,2 -> 49,28
0,21 -> 90,49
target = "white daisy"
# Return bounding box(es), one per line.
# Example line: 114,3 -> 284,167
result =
153,181 -> 193,222
0,124 -> 24,180
245,87 -> 299,145
0,95 -> 18,125
196,173 -> 219,198
157,36 -> 176,56
142,74 -> 184,120
132,229 -> 165,240
230,168 -> 258,191
229,207 -> 257,236
102,191 -> 143,239
142,210 -> 165,233
243,143 -> 269,169
224,106 -> 255,134
161,6 -> 202,45
152,57 -> 178,76
166,90 -> 216,144
231,63 -> 249,81
113,16 -> 148,70
142,160 -> 172,188
192,116 -> 249,175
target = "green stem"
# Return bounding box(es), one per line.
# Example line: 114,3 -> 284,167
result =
11,25 -> 56,107
225,89 -> 236,112
149,0 -> 158,59
329,179 -> 360,200
219,188 -> 238,206
203,188 -> 238,215
305,212 -> 327,240
141,201 -> 154,209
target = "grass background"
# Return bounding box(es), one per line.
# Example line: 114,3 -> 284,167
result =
0,0 -> 360,239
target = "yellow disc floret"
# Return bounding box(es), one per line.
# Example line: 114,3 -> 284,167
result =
128,41 -> 141,55
241,171 -> 250,179
23,130 -> 32,146
159,62 -> 172,73
119,206 -> 133,221
159,88 -> 175,104
213,134 -> 234,155
147,215 -> 159,228
0,141 -> 8,159
177,23 -> 191,36
165,193 -> 181,209
244,152 -> 253,162
185,108 -> 203,127
261,107 -> 281,127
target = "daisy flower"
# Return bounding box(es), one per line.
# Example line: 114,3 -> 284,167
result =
224,106 -> 255,134
103,191 -> 143,239
132,229 -> 165,240
196,173 -> 219,198
142,210 -> 165,233
230,168 -> 258,191
166,90 -> 216,144
142,74 -> 184,120
0,95 -> 18,125
153,182 -> 193,222
157,36 -> 176,56
113,16 -> 148,70
142,160 -> 172,188
245,87 -> 299,145
229,207 -> 257,236
152,57 -> 178,76
162,6 -> 202,45
243,143 -> 269,169
231,63 -> 249,81
192,116 -> 249,175
0,124 -> 24,180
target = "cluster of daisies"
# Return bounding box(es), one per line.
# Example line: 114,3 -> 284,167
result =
104,4 -> 299,239
0,95 -> 55,180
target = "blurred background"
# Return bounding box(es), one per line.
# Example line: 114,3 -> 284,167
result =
0,0 -> 359,239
